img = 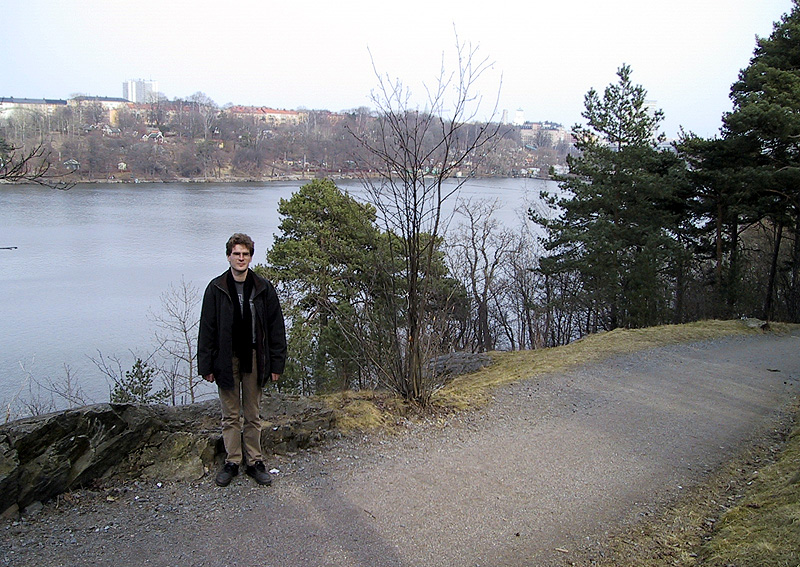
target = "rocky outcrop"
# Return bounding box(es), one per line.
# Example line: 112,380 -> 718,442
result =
0,393 -> 335,519
431,352 -> 492,377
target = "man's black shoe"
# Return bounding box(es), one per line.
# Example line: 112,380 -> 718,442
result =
215,462 -> 239,487
245,461 -> 272,486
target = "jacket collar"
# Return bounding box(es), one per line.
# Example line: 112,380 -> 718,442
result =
212,269 -> 266,298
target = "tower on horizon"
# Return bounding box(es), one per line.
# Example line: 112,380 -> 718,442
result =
122,79 -> 158,103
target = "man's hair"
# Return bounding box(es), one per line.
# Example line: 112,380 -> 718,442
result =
226,233 -> 255,256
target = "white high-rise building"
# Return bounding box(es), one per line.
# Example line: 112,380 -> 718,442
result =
122,79 -> 159,103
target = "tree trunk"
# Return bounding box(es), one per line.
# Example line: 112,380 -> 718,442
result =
763,220 -> 783,322
725,216 -> 740,318
788,221 -> 800,322
715,201 -> 724,315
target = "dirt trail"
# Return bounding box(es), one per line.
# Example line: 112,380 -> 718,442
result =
3,332 -> 799,567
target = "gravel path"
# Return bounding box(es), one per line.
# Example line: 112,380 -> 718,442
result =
3,332 -> 799,567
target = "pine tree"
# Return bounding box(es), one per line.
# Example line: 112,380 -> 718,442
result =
533,65 -> 685,332
264,178 -> 381,393
110,358 -> 170,405
722,0 -> 800,321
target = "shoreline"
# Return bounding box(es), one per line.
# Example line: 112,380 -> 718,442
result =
2,172 -> 552,187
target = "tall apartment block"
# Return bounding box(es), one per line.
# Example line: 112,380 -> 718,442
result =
122,79 -> 159,103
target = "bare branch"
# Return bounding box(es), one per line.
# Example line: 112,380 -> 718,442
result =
347,34 -> 503,402
0,140 -> 75,190
148,277 -> 204,404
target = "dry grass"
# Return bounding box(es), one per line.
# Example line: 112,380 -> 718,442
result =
322,390 -> 411,432
434,318 -> 782,412
697,416 -> 800,567
326,319 -> 785,432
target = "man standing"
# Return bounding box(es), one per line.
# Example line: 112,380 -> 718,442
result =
198,233 -> 287,487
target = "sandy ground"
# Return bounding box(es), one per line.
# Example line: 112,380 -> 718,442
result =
2,332 -> 799,567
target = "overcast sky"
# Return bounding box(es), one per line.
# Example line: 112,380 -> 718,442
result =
2,0 -> 793,139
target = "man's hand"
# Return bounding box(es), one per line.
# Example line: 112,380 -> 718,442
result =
271,373 -> 280,382
203,373 -> 215,383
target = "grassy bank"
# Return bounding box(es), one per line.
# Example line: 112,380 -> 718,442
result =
435,318 -> 780,411
698,414 -> 800,566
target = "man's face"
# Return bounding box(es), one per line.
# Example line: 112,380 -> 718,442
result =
227,244 -> 252,275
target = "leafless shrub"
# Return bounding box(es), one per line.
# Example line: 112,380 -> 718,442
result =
148,277 -> 209,404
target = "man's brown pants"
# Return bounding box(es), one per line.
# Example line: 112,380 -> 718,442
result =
218,352 -> 263,466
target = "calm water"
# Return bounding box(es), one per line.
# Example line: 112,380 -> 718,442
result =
0,177 -> 553,406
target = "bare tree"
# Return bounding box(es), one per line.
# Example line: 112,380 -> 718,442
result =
499,225 -> 547,350
349,35 -> 503,403
3,360 -> 91,422
34,364 -> 91,409
188,92 -> 219,141
450,198 -> 515,352
4,359 -> 40,422
149,277 -> 204,404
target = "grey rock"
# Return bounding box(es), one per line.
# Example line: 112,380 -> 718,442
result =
22,500 -> 43,516
431,352 -> 492,378
0,394 -> 336,517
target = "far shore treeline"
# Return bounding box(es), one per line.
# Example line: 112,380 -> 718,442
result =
2,5 -> 800,416
0,94 -> 569,184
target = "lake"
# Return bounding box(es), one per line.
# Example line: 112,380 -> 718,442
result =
0,177 -> 555,408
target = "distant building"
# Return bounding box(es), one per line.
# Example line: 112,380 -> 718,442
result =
142,130 -> 164,142
122,79 -> 159,103
643,99 -> 659,119
513,109 -> 525,126
0,97 -> 67,118
227,106 -> 307,126
63,158 -> 80,171
71,95 -> 130,110
520,121 -> 572,147
66,96 -> 132,127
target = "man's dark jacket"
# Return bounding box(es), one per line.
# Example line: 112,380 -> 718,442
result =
198,269 -> 287,390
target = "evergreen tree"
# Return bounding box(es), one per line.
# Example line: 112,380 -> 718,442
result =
263,177 -> 469,395
264,178 -> 381,393
533,65 -> 685,332
109,358 -> 170,405
675,133 -> 759,318
721,0 -> 800,321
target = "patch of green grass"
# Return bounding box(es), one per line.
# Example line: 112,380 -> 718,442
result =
697,422 -> 800,566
